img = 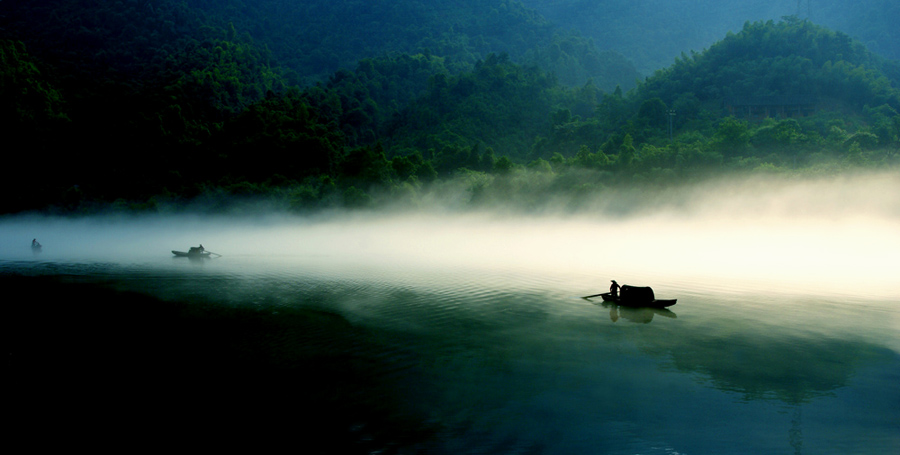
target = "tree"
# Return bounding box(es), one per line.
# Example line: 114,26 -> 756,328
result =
617,134 -> 636,168
493,155 -> 515,175
713,116 -> 750,157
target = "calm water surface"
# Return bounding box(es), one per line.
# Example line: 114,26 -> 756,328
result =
4,249 -> 897,454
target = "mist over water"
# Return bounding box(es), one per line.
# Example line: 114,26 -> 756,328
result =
2,172 -> 898,298
4,172 -> 899,454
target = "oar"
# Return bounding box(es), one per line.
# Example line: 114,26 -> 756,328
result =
205,251 -> 222,257
582,293 -> 605,299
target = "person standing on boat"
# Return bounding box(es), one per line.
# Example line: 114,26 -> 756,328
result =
610,280 -> 620,299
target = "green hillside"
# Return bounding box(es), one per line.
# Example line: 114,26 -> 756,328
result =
520,0 -> 900,74
0,2 -> 897,214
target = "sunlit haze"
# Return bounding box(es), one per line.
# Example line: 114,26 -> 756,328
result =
2,172 -> 898,299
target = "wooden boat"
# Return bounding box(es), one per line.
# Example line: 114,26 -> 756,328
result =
172,247 -> 213,258
585,285 -> 676,308
599,292 -> 676,308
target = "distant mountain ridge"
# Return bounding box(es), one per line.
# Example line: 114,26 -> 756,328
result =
180,0 -> 641,90
520,0 -> 900,74
0,0 -> 641,91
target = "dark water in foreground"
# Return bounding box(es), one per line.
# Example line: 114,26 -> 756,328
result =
4,256 -> 898,454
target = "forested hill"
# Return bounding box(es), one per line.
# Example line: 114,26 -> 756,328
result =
182,0 -> 640,89
520,0 -> 900,75
636,18 -> 900,111
1,4 -> 898,214
0,0 -> 639,91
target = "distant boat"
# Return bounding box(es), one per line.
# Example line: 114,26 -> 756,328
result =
172,246 -> 217,259
172,250 -> 212,258
584,285 -> 676,308
31,239 -> 42,253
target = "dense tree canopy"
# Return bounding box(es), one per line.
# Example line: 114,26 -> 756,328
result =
520,0 -> 900,74
0,2 -> 897,214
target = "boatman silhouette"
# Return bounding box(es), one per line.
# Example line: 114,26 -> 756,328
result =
610,280 -> 620,299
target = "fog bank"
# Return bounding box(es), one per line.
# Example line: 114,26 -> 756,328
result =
2,172 -> 898,298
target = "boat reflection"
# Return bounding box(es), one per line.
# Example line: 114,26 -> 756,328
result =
591,300 -> 677,323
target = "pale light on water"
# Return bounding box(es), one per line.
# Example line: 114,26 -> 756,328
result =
4,213 -> 897,298
2,173 -> 899,453
4,173 -> 898,298
5,252 -> 897,453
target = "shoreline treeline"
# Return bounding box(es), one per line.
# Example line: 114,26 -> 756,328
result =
1,2 -> 898,214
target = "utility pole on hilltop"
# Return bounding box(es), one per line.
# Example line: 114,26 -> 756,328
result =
666,109 -> 676,142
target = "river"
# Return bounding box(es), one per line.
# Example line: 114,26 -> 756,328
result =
3,203 -> 898,454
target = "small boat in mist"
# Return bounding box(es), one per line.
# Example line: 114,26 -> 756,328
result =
172,250 -> 211,258
584,285 -> 676,308
31,239 -> 42,253
172,245 -> 218,258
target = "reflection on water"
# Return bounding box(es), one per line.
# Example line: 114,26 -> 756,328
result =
3,254 -> 898,454
589,299 -> 678,323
